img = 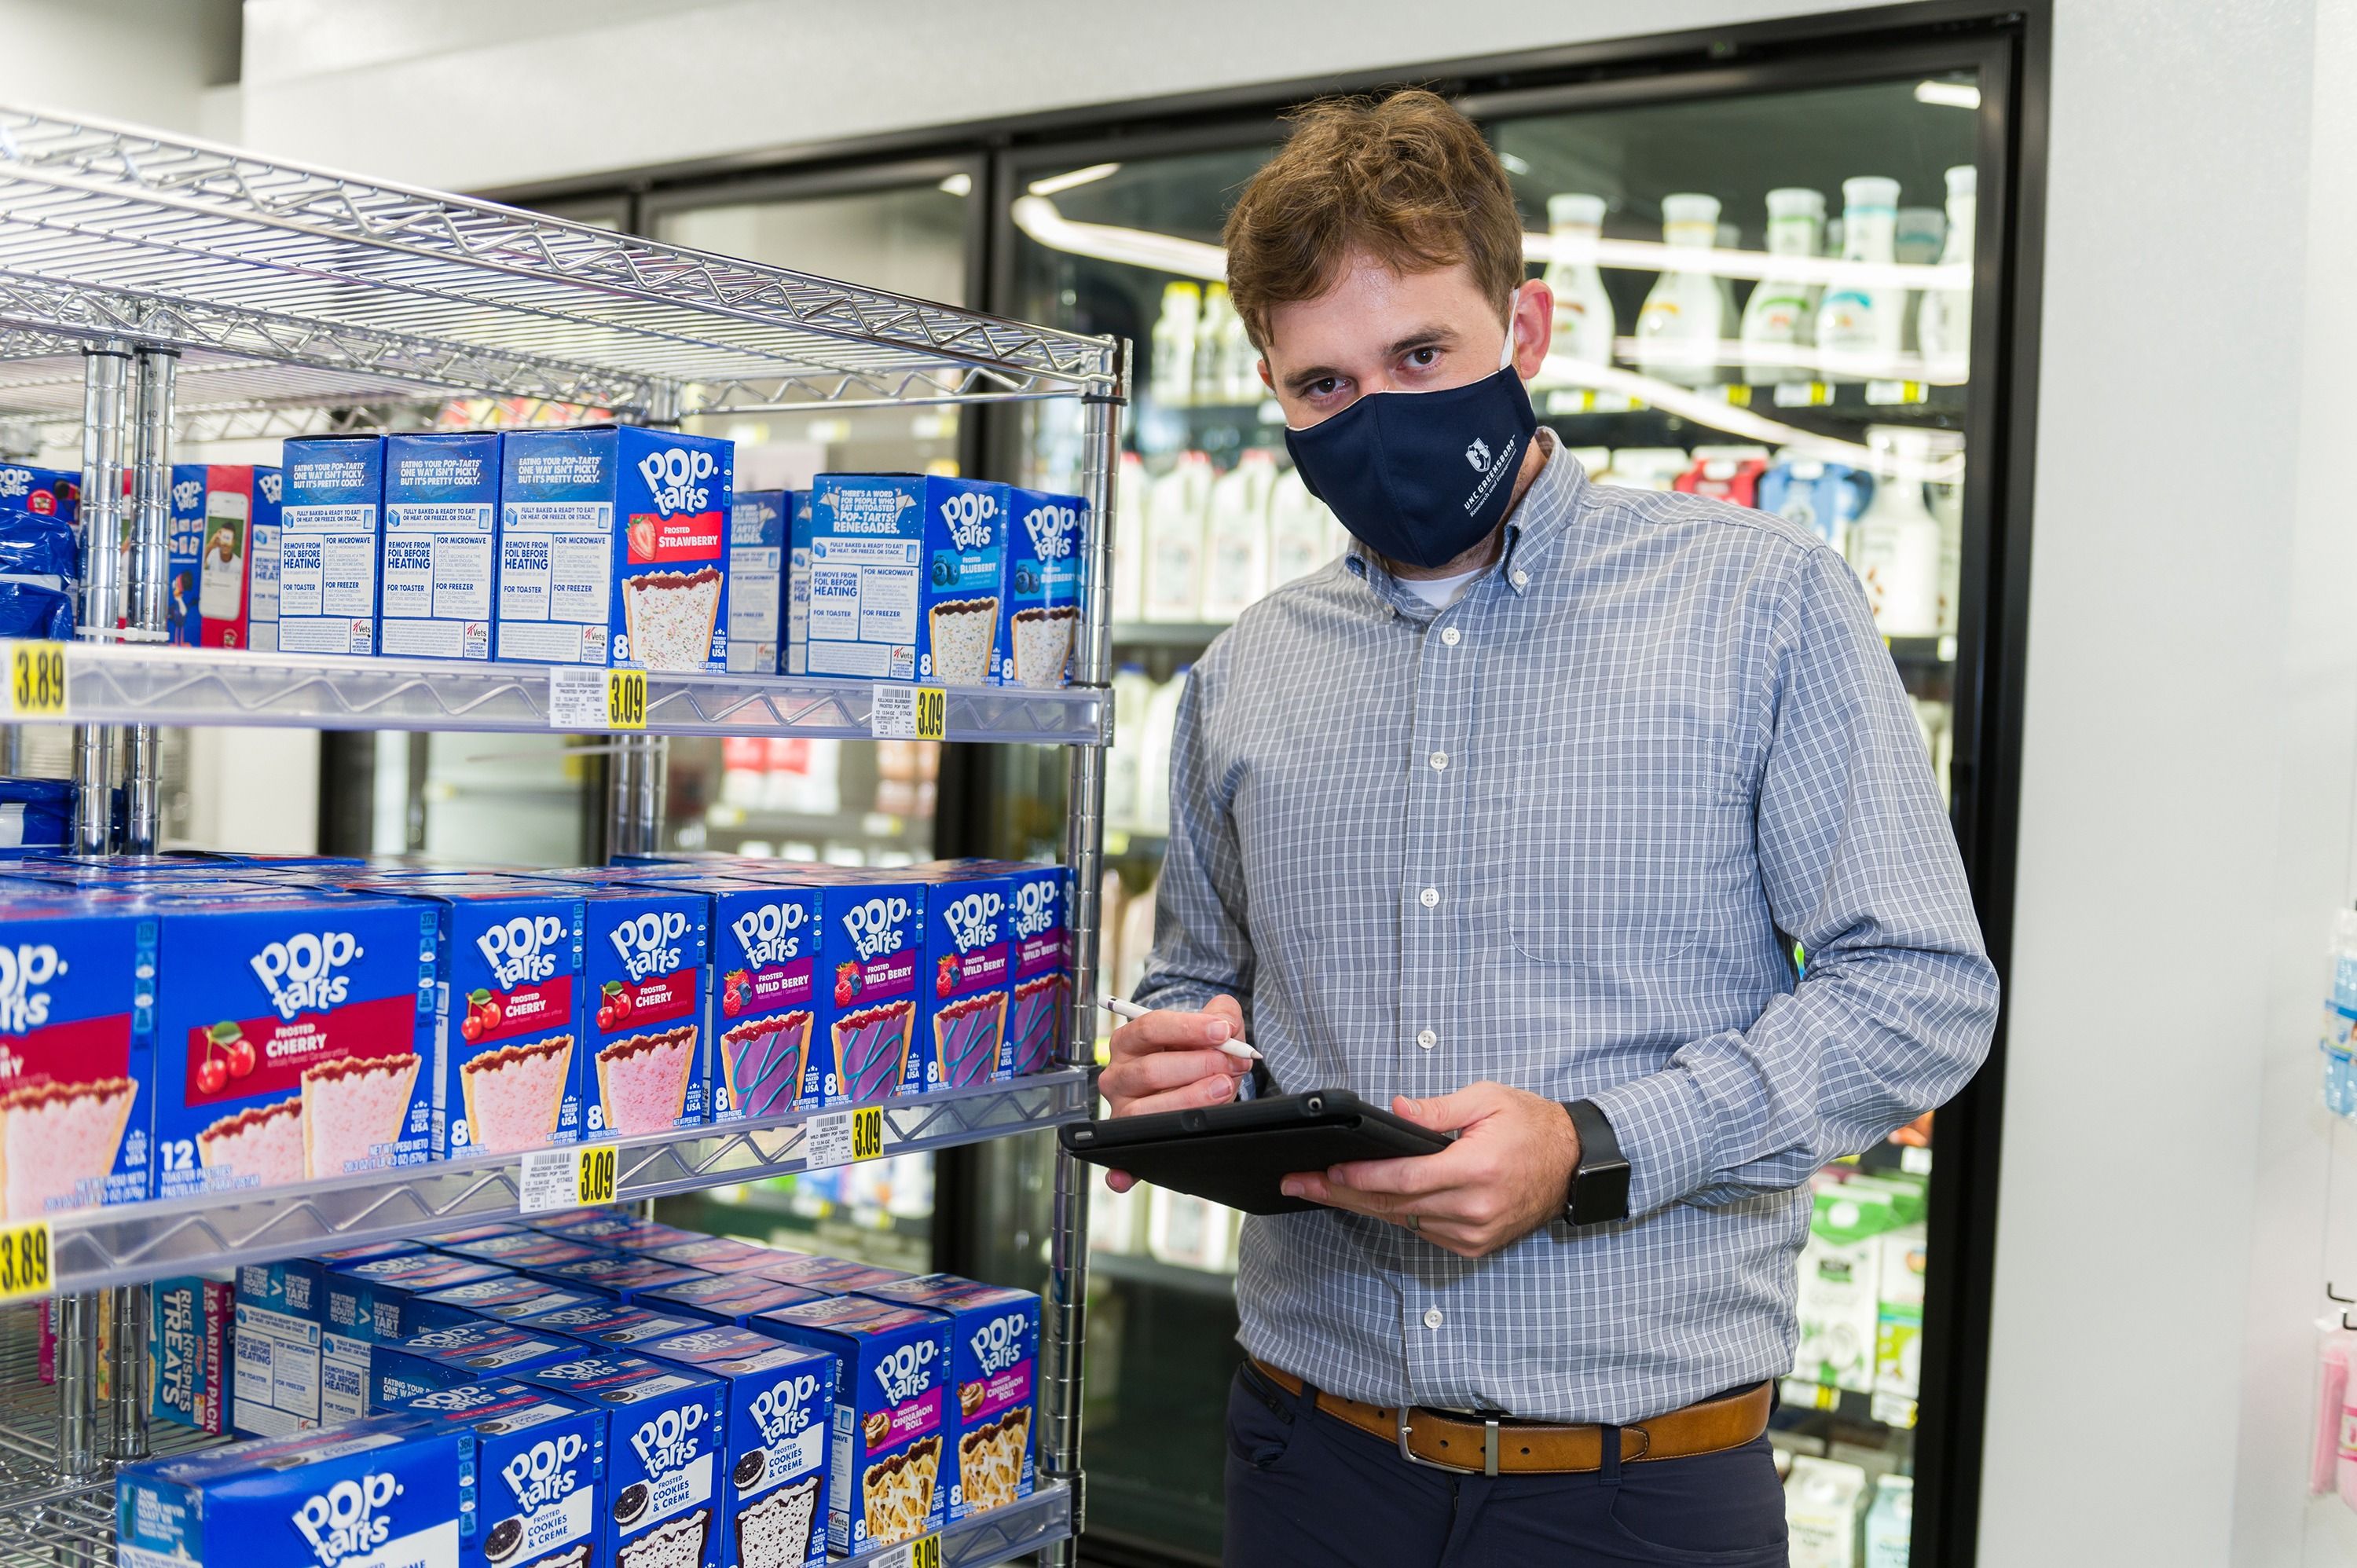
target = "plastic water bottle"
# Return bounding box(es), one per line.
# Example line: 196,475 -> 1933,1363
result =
2323,909 -> 2357,1116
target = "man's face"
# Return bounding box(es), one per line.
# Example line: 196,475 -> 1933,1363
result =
1258,252 -> 1549,429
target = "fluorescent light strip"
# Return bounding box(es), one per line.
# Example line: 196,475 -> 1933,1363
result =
1010,195 -> 1227,280
1606,337 -> 1969,386
937,173 -> 973,197
1028,163 -> 1122,196
1914,80 -> 1982,110
1524,232 -> 1970,291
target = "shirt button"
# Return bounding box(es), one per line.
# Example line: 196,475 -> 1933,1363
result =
1512,569 -> 1530,589
1423,1306 -> 1444,1329
1428,750 -> 1449,771
1417,1028 -> 1437,1050
1440,627 -> 1461,647
1418,887 -> 1439,909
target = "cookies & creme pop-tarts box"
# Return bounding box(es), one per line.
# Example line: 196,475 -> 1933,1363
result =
277,435 -> 384,656
524,1255 -> 712,1304
698,878 -> 822,1123
497,426 -> 732,672
382,1380 -> 603,1568
638,1275 -> 830,1330
638,1326 -> 835,1568
380,431 -> 499,662
115,1413 -> 466,1568
728,489 -> 784,676
515,1352 -> 726,1568
371,1316 -> 591,1406
754,1295 -> 950,1553
0,895 -> 156,1218
515,1299 -> 713,1350
175,464 -> 284,650
909,864 -> 1009,1094
856,1275 -> 1038,1521
806,872 -> 923,1108
998,489 -> 1083,688
151,892 -> 438,1200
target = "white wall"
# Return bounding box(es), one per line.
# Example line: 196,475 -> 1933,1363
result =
0,0 -> 239,134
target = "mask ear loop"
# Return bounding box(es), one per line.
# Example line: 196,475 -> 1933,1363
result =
1499,284 -> 1523,372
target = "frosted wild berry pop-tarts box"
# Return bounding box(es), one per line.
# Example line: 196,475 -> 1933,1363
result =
922,860 -> 1071,1079
381,1379 -> 603,1568
174,464 -> 283,650
380,431 -> 499,661
908,864 -> 1010,1094
856,1274 -> 1038,1521
150,892 -> 438,1201
497,426 -> 732,672
693,877 -> 822,1123
277,435 -> 383,655
0,894 -> 156,1216
802,872 -> 923,1108
996,489 -> 1083,688
728,489 -> 785,676
754,1295 -> 949,1554
516,1352 -> 726,1568
639,1325 -> 835,1568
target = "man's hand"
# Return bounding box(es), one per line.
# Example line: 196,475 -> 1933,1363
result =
1097,995 -> 1251,1193
1279,1083 -> 1579,1258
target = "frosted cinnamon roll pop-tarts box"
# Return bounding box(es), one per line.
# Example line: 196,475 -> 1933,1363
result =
754,1295 -> 950,1555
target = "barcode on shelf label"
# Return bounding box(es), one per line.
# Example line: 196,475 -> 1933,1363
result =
871,684 -> 946,740
518,1145 -> 616,1214
1772,381 -> 1833,408
548,667 -> 611,730
0,639 -> 69,720
808,1105 -> 885,1170
1869,1391 -> 1919,1428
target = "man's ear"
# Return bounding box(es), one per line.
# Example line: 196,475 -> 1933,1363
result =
1256,357 -> 1273,391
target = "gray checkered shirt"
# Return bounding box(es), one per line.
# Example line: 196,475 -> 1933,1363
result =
1133,434 -> 1998,1424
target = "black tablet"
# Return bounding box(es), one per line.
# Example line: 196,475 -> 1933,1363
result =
1058,1089 -> 1453,1215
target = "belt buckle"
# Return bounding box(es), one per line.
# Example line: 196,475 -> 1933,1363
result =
1395,1406 -> 1499,1476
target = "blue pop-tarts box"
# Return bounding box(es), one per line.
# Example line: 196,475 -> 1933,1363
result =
526,1255 -> 712,1303
116,1413 -> 467,1568
383,1380 -> 604,1568
150,892 -> 438,1200
857,1275 -> 1039,1521
910,864 -> 1010,1094
0,463 -> 78,523
999,488 -> 1083,688
233,1258 -> 333,1437
926,859 -> 1068,1078
801,474 -> 935,682
638,1274 -> 830,1329
423,1276 -> 607,1325
497,425 -> 732,672
372,1317 -> 589,1406
688,877 -> 822,1123
320,1239 -> 431,1267
0,895 -> 156,1215
278,434 -> 384,656
515,1299 -> 713,1350
330,1253 -> 515,1342
433,1225 -> 607,1266
640,1235 -> 782,1274
728,490 -> 784,676
572,882 -> 709,1135
381,431 -> 499,662
530,1211 -> 696,1248
783,490 -> 812,675
756,1295 -> 951,1554
804,872 -> 924,1108
516,1353 -> 726,1568
640,1326 -> 836,1568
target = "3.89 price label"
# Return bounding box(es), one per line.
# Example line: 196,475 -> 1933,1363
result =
2,640 -> 68,720
0,1219 -> 54,1300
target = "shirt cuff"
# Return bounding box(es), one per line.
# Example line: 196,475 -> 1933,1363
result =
1585,1066 -> 1717,1219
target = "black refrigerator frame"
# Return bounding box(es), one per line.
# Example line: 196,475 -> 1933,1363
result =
464,6 -> 2049,1562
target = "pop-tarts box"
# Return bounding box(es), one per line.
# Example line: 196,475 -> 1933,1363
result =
910,864 -> 1010,1094
383,1380 -> 603,1568
372,1317 -> 589,1406
526,1255 -> 712,1304
695,877 -> 822,1123
571,882 -> 709,1134
515,1299 -> 712,1350
423,1276 -> 607,1325
497,425 -> 732,672
0,896 -> 156,1217
515,1353 -> 725,1568
783,491 -> 813,675
857,1275 -> 1038,1521
0,463 -> 78,523
330,1253 -> 515,1343
728,490 -> 785,676
756,1295 -> 951,1553
438,1234 -> 610,1271
640,1326 -> 835,1568
638,1274 -> 830,1330
278,435 -> 383,655
320,1239 -> 431,1267
381,432 -> 500,661
749,1255 -> 910,1295
926,860 -> 1068,1078
999,489 -> 1083,688
233,1258 -> 330,1437
806,872 -> 923,1107
172,465 -> 283,650
431,1225 -> 588,1265
150,892 -> 438,1200
530,1211 -> 696,1249
640,1235 -> 784,1275
116,1414 -> 466,1568
804,474 -> 1006,686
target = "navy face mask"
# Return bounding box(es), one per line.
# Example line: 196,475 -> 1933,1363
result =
1281,321 -> 1539,570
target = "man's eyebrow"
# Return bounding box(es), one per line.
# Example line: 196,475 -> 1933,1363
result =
1281,362 -> 1343,394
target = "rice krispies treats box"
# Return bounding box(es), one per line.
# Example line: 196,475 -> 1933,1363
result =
0,895 -> 156,1218
923,860 -> 1069,1078
383,1380 -> 603,1568
804,871 -> 924,1108
783,491 -> 812,675
754,1295 -> 951,1553
515,1299 -> 713,1350
115,1414 -> 465,1568
152,1276 -> 236,1436
371,1316 -> 591,1406
998,489 -> 1084,688
515,1353 -> 727,1568
638,1326 -> 835,1568
381,431 -> 500,662
497,426 -> 732,672
728,490 -> 785,676
277,435 -> 384,656
174,464 -> 284,650
692,877 -> 822,1123
908,864 -> 1010,1094
151,893 -> 439,1201
856,1275 -> 1038,1521
637,1274 -> 830,1330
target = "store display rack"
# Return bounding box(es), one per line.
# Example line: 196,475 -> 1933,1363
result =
0,101 -> 1124,1568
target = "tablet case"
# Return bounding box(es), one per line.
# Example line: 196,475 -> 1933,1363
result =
1058,1089 -> 1451,1214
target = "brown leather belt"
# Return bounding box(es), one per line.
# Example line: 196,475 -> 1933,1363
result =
1248,1358 -> 1770,1475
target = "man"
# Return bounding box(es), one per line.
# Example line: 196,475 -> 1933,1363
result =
1104,90 -> 1998,1566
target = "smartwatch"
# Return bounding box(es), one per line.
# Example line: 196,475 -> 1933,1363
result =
1560,1098 -> 1631,1225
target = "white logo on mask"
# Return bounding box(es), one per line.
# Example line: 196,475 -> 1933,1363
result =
1464,438 -> 1492,474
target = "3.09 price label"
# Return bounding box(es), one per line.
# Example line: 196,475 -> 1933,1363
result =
548,667 -> 647,731
519,1143 -> 620,1214
871,684 -> 946,741
0,640 -> 69,721
807,1105 -> 885,1169
0,1219 -> 54,1300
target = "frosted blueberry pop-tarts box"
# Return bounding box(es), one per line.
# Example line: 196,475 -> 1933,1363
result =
380,431 -> 499,661
277,435 -> 383,655
998,489 -> 1083,687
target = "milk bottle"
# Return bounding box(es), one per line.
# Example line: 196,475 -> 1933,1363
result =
1541,193 -> 1617,378
1740,188 -> 1825,383
1152,283 -> 1200,408
1266,466 -> 1335,590
1113,452 -> 1150,622
1816,177 -> 1905,379
1144,452 -> 1213,621
1635,194 -> 1727,385
2323,908 -> 2357,1116
1200,450 -> 1276,621
1863,1475 -> 1912,1566
1848,425 -> 1942,636
1915,166 -> 1978,383
1195,286 -> 1241,407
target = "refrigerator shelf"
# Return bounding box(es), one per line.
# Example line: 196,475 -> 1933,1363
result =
40,1069 -> 1091,1294
34,640 -> 1111,744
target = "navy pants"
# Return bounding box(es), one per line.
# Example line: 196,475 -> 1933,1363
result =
1222,1364 -> 1789,1567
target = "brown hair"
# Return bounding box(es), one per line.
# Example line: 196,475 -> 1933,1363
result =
1223,89 -> 1527,350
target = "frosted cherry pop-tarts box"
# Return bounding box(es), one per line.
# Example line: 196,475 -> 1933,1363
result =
149,891 -> 438,1200
278,434 -> 383,655
175,464 -> 284,650
571,879 -> 709,1134
380,431 -> 498,661
0,894 -> 156,1218
497,426 -> 733,672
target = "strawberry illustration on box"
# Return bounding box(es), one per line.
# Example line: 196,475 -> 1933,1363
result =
0,895 -> 156,1217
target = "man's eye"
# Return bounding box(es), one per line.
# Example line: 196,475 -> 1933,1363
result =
1405,347 -> 1440,368
1307,378 -> 1342,399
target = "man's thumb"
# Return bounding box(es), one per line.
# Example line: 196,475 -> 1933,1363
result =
1394,1089 -> 1480,1132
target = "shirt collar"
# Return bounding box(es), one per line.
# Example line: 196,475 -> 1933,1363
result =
1342,426 -> 1589,613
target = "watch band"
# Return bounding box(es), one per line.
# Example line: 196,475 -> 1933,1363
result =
1562,1098 -> 1632,1225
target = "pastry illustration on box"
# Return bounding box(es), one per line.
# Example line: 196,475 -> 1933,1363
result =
832,1002 -> 912,1105
2,1076 -> 137,1218
1009,606 -> 1077,687
736,1478 -> 819,1568
931,992 -> 1005,1090
0,898 -> 156,1217
597,1025 -> 698,1134
462,1036 -> 576,1152
925,598 -> 997,685
623,566 -> 725,672
720,1011 -> 810,1119
1007,975 -> 1066,1078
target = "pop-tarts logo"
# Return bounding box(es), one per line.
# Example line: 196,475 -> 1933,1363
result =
503,1432 -> 586,1512
748,1372 -> 821,1444
535,1305 -> 610,1328
941,892 -> 1003,955
731,901 -> 808,967
172,477 -> 204,514
937,488 -> 1001,552
843,897 -> 912,962
1022,501 -> 1078,562
408,1385 -> 500,1414
251,930 -> 362,1019
478,914 -> 566,987
637,447 -> 717,518
0,941 -> 64,1034
292,1471 -> 401,1566
630,1404 -> 706,1475
259,472 -> 284,505
0,469 -> 30,500
659,1329 -> 732,1356
1010,878 -> 1059,943
873,1339 -> 938,1405
610,909 -> 687,982
403,1322 -> 493,1353
970,1312 -> 1028,1377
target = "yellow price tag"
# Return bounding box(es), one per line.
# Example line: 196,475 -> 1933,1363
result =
905,1534 -> 941,1568
911,685 -> 945,742
3,640 -> 68,720
850,1105 -> 884,1161
606,669 -> 647,731
575,1143 -> 618,1206
0,1218 -> 53,1300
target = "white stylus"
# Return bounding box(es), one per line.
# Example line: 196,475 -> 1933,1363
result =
1102,995 -> 1263,1061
